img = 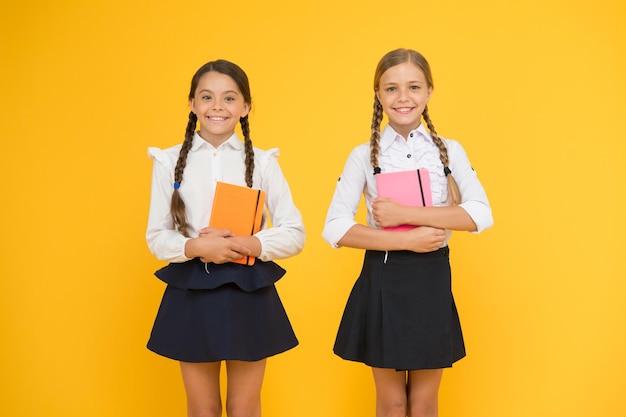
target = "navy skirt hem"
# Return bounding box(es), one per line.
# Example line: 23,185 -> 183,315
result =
333,350 -> 465,371
147,260 -> 297,362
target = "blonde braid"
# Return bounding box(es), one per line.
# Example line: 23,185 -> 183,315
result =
370,95 -> 383,174
422,106 -> 461,205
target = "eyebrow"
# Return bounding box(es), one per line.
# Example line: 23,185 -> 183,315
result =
197,89 -> 240,95
382,80 -> 424,86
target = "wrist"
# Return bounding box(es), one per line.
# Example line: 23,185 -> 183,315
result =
398,233 -> 411,251
407,206 -> 425,227
183,237 -> 197,258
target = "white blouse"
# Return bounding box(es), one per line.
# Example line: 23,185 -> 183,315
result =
323,124 -> 493,248
146,132 -> 305,263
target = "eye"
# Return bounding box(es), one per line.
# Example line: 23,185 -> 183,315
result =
201,95 -> 212,100
385,87 -> 396,92
225,96 -> 235,102
409,85 -> 421,90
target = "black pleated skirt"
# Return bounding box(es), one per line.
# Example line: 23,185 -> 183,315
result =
147,259 -> 298,362
333,247 -> 465,370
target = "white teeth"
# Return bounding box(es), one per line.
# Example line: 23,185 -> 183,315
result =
209,116 -> 226,121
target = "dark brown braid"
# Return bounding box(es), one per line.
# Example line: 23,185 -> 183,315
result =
169,112 -> 197,236
422,105 -> 461,205
369,96 -> 384,173
240,115 -> 254,188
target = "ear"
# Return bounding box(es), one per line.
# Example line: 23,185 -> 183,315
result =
189,99 -> 197,114
375,90 -> 381,103
425,86 -> 433,102
241,102 -> 250,118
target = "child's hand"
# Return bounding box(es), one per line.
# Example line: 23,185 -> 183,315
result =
198,227 -> 234,238
402,226 -> 446,253
372,197 -> 406,227
185,228 -> 251,264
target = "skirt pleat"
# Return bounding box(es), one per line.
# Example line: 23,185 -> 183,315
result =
333,247 -> 465,370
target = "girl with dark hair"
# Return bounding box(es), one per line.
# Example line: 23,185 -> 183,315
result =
146,59 -> 305,417
323,49 -> 493,417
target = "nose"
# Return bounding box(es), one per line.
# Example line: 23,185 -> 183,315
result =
398,87 -> 409,101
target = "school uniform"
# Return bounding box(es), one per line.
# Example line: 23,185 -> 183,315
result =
146,132 -> 305,362
323,124 -> 493,370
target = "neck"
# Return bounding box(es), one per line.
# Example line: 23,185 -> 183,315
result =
197,131 -> 234,148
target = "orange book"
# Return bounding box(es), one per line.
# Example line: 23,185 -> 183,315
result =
209,181 -> 266,265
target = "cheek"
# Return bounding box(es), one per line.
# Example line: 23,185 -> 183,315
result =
380,96 -> 394,110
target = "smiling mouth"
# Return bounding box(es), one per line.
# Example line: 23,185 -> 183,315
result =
393,107 -> 415,114
208,116 -> 228,121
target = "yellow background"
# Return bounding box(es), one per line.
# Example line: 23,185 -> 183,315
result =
1,0 -> 625,416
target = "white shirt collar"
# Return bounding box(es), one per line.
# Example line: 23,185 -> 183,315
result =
191,132 -> 243,152
379,123 -> 433,153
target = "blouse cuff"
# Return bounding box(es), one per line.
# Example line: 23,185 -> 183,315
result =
322,218 -> 358,248
458,201 -> 494,234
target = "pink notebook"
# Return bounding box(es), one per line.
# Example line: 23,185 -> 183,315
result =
374,168 -> 432,231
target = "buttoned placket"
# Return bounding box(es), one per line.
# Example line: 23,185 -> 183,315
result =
205,143 -> 223,275
406,131 -> 427,169
211,144 -> 223,187
393,134 -> 417,171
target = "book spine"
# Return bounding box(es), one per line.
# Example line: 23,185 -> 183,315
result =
417,169 -> 426,206
249,190 -> 262,236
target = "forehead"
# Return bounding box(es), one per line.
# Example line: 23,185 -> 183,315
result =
380,62 -> 427,84
195,71 -> 241,93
